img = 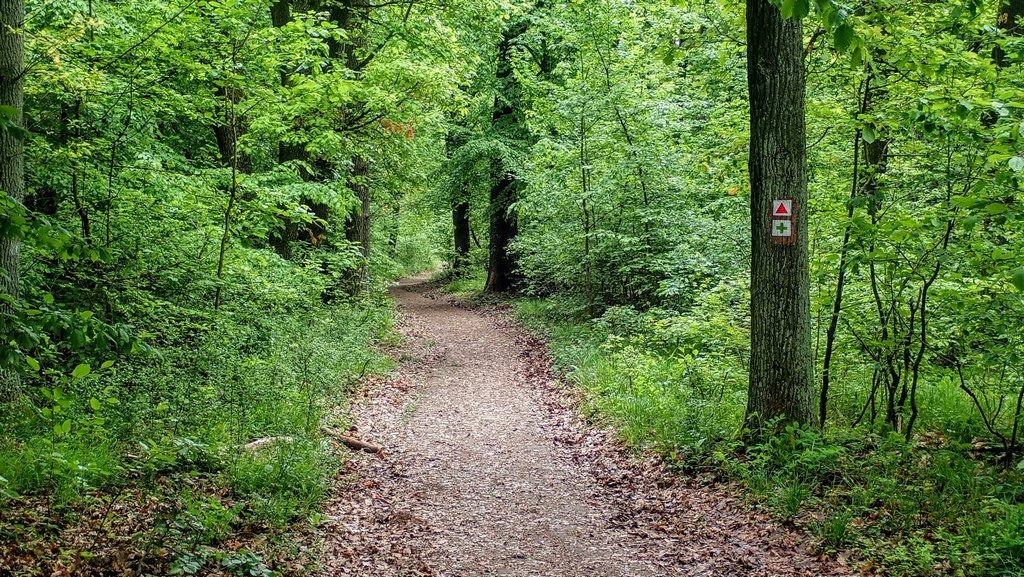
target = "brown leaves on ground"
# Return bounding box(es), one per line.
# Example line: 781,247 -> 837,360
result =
313,276 -> 856,577
0,475 -> 319,576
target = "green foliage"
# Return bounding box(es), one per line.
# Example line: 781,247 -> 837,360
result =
517,296 -> 746,460
517,296 -> 1024,576
228,440 -> 334,526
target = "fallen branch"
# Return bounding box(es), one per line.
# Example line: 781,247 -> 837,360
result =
321,426 -> 383,453
237,436 -> 294,451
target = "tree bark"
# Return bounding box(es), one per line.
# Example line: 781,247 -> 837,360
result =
334,0 -> 373,292
994,0 -> 1024,68
344,154 -> 371,291
212,86 -> 252,175
484,25 -> 523,293
0,0 -> 24,397
744,0 -> 815,432
268,0 -> 298,259
485,160 -> 518,293
452,199 -> 470,273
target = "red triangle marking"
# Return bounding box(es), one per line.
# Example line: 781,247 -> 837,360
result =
774,201 -> 790,216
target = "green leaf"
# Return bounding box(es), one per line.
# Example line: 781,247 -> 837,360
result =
1008,156 -> 1024,172
25,356 -> 40,372
55,420 -> 71,435
986,202 -> 1009,215
834,23 -> 854,52
90,398 -> 101,411
71,363 -> 91,379
100,360 -> 115,370
793,0 -> 811,18
1012,267 -> 1024,292
862,125 -> 876,144
851,44 -> 867,68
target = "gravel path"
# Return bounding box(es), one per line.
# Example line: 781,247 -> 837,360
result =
318,275 -> 851,577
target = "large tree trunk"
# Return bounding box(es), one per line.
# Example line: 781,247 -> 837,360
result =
744,0 -> 815,432
0,0 -> 24,398
484,26 -> 522,293
485,162 -> 518,293
334,0 -> 372,292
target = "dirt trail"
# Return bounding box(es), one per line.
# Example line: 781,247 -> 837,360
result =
319,275 -> 850,577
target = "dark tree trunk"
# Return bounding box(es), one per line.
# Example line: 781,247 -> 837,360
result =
268,0 -> 298,259
212,87 -> 252,175
26,104 -> 66,216
485,162 -> 518,293
271,0 -> 290,39
334,0 -> 373,292
452,199 -> 470,273
344,154 -> 371,291
744,0 -> 815,432
994,0 -> 1024,67
0,0 -> 25,397
485,25 -> 523,293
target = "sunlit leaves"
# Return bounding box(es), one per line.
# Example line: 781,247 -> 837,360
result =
779,0 -> 811,19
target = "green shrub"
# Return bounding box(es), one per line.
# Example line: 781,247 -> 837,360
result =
228,440 -> 334,525
515,294 -> 1024,577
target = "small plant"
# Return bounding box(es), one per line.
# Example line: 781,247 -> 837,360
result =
771,481 -> 812,520
228,440 -> 332,526
220,551 -> 274,577
170,552 -> 207,575
814,511 -> 853,552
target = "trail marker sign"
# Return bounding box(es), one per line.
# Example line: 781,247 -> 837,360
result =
772,200 -> 792,217
769,199 -> 796,245
772,219 -> 792,237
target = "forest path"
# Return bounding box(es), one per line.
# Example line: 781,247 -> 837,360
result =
318,274 -> 848,577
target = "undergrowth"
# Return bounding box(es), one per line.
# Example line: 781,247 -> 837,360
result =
0,295 -> 396,575
502,291 -> 1024,577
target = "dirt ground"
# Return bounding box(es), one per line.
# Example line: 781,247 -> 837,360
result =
318,275 -> 853,577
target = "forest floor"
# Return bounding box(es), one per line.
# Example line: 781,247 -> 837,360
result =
317,274 -> 855,577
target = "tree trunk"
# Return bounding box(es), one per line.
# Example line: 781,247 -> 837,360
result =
212,87 -> 252,175
0,0 -> 24,397
485,160 -> 518,293
334,0 -> 372,293
388,203 -> 399,257
994,0 -> 1024,68
744,0 -> 815,432
344,154 -> 371,291
268,0 -> 298,259
452,199 -> 470,273
484,26 -> 523,294
27,104 -> 66,216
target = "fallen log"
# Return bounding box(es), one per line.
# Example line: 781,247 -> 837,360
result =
321,426 -> 383,453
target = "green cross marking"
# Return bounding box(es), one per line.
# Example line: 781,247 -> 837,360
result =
776,221 -> 789,235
